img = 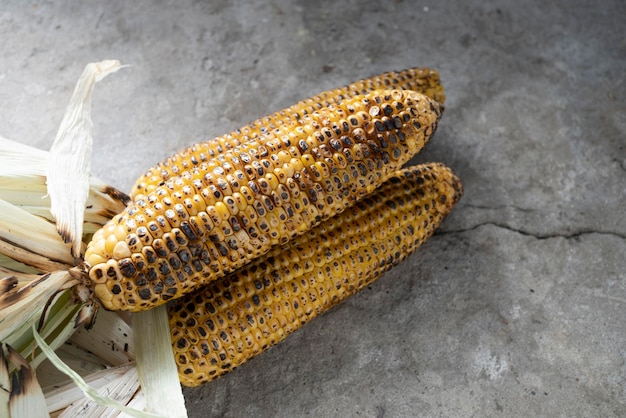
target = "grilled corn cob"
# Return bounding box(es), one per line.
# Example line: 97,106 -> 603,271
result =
169,162 -> 463,386
85,89 -> 443,312
132,67 -> 445,198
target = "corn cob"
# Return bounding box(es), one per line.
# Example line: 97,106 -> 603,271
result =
169,162 -> 463,387
85,89 -> 443,312
131,67 -> 445,198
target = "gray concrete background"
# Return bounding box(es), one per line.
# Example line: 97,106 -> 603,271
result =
2,0 -> 625,417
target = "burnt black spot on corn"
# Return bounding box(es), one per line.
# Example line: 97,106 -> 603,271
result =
168,162 -> 463,387
132,67 -> 444,197
85,89 -> 443,311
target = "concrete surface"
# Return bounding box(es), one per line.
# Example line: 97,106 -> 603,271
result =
1,0 -> 625,416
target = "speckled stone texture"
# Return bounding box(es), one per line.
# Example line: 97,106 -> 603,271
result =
1,0 -> 624,416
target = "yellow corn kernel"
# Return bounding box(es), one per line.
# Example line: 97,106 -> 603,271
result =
169,162 -> 463,386
131,67 -> 444,197
85,89 -> 443,312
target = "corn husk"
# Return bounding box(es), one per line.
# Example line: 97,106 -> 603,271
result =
47,60 -> 122,258
0,61 -> 187,417
134,306 -> 186,418
4,345 -> 49,418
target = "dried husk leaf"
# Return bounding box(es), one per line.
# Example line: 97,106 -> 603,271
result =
0,199 -> 74,265
134,306 -> 187,418
0,272 -> 76,347
33,325 -> 159,418
58,366 -> 140,418
45,364 -> 136,414
47,60 -> 123,258
69,309 -> 135,366
6,344 -> 49,418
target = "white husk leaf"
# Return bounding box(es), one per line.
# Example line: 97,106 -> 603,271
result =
0,272 -> 76,347
0,198 -> 74,265
134,305 -> 187,418
47,60 -> 122,258
0,135 -> 48,176
6,345 -> 50,418
33,325 -> 159,418
120,390 -> 147,418
69,309 -> 135,366
58,366 -> 140,418
45,363 -> 135,413
37,342 -> 108,391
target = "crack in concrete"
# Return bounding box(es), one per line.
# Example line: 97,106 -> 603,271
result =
462,203 -> 536,213
437,221 -> 626,241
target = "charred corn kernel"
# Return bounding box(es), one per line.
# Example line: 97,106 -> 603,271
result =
132,67 -> 444,197
169,162 -> 463,386
85,89 -> 443,312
